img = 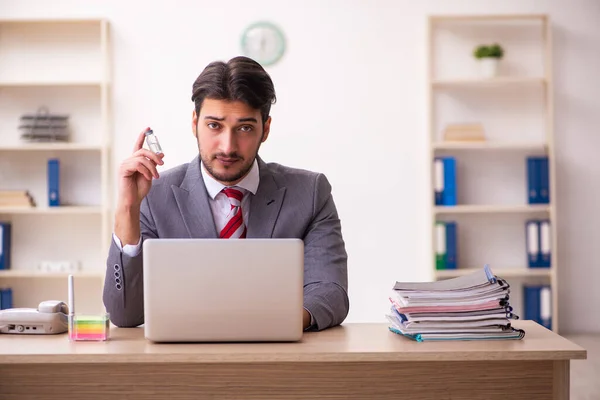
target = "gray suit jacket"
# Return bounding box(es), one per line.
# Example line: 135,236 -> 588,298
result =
103,155 -> 349,330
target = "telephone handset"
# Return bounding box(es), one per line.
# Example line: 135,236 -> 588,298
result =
0,300 -> 69,334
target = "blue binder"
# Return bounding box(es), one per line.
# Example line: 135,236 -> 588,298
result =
526,157 -> 540,204
443,157 -> 456,206
539,157 -> 550,204
525,220 -> 541,268
48,158 -> 60,207
0,222 -> 11,270
539,219 -> 551,268
434,158 -> 444,205
445,222 -> 457,269
523,285 -> 540,323
523,285 -> 552,329
0,288 -> 12,310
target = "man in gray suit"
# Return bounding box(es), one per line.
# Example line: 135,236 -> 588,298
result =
103,56 -> 349,331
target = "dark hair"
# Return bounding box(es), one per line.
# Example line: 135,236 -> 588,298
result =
191,56 -> 276,125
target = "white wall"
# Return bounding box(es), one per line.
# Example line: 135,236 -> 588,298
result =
2,0 -> 599,333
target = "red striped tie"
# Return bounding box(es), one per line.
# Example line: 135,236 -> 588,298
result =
219,188 -> 246,239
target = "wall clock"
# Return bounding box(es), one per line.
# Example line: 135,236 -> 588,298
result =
240,21 -> 286,66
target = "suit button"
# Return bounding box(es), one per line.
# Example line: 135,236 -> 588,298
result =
115,278 -> 121,284
114,264 -> 120,271
114,271 -> 120,278
116,283 -> 122,291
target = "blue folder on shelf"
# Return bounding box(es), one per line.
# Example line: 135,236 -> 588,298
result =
526,156 -> 549,205
524,285 -> 552,329
0,222 -> 11,270
433,156 -> 456,206
0,288 -> 13,310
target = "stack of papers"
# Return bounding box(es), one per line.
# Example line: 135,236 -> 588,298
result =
387,265 -> 525,342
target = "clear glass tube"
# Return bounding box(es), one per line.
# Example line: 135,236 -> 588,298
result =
145,129 -> 163,154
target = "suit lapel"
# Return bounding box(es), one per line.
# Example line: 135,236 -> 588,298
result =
247,158 -> 286,238
171,156 -> 218,238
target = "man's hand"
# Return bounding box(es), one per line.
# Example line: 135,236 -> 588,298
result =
114,128 -> 164,246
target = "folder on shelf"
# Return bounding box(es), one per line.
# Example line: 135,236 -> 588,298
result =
539,157 -> 550,204
435,222 -> 446,270
445,222 -> 457,270
539,220 -> 551,268
524,285 -> 552,330
0,222 -> 11,270
443,157 -> 456,206
525,220 -> 540,268
526,156 -> 549,205
0,288 -> 13,310
526,157 -> 540,204
48,158 -> 60,207
434,158 -> 444,205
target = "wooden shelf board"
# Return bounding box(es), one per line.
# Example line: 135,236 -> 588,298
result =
432,77 -> 546,88
0,18 -> 107,24
0,81 -> 104,88
429,14 -> 547,22
0,270 -> 103,279
0,143 -> 104,151
0,206 -> 103,215
432,141 -> 547,151
434,204 -> 550,214
436,268 -> 552,279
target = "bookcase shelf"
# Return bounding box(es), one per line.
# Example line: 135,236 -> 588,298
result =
0,81 -> 104,88
0,19 -> 112,315
428,14 -> 558,332
0,270 -> 103,279
434,204 -> 550,215
433,141 -> 547,151
0,206 -> 104,215
435,268 -> 553,279
432,77 -> 546,88
0,143 -> 105,151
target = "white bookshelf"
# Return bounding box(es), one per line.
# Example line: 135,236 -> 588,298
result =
0,19 -> 111,314
427,15 -> 558,331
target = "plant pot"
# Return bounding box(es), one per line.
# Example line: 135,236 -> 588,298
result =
478,58 -> 499,78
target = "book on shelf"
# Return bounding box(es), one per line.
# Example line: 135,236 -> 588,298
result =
435,221 -> 457,270
525,219 -> 551,268
433,156 -> 456,206
387,265 -> 524,342
442,123 -> 485,142
0,190 -> 36,208
526,156 -> 549,204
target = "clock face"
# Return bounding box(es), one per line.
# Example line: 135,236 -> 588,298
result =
241,22 -> 286,66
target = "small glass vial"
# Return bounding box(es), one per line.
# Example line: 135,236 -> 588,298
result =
145,129 -> 163,154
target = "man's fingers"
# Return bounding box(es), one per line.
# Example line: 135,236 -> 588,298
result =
135,164 -> 154,181
121,157 -> 158,180
133,148 -> 164,166
132,128 -> 150,153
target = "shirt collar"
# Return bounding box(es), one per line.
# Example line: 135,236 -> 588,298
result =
200,158 -> 260,200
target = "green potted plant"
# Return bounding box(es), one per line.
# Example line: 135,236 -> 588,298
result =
473,43 -> 504,78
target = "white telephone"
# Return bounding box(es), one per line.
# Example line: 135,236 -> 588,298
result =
0,300 -> 69,334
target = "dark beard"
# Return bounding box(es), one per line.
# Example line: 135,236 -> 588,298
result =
201,152 -> 254,184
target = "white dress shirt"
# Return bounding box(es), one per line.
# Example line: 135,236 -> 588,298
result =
113,159 -> 259,256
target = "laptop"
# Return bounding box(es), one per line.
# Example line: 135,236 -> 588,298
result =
142,238 -> 304,343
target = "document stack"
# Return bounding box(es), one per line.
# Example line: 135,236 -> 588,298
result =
387,265 -> 524,342
0,190 -> 35,208
18,107 -> 70,142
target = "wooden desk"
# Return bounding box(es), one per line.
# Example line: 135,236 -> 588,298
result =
0,321 -> 586,400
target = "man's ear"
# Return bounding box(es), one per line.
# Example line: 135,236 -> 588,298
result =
192,110 -> 198,138
261,116 -> 271,143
